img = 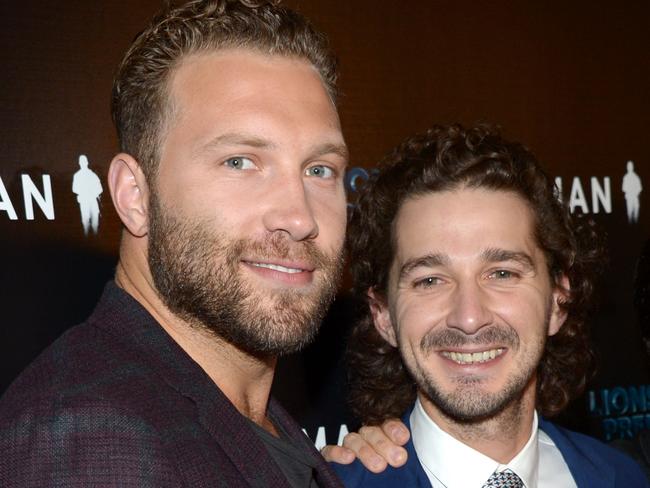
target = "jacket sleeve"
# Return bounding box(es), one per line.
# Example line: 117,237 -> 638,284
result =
0,398 -> 182,487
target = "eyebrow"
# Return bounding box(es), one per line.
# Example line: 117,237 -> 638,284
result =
196,132 -> 348,164
199,132 -> 276,154
398,253 -> 450,281
307,142 -> 349,165
481,247 -> 536,270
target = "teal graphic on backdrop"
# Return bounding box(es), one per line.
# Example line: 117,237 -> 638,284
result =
589,385 -> 650,441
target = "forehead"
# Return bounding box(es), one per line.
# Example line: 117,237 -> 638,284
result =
392,188 -> 541,263
166,48 -> 339,130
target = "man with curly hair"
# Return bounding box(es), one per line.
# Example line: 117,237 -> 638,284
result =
0,1 -> 350,486
332,125 -> 647,487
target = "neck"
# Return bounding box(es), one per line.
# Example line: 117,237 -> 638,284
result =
115,238 -> 277,430
419,378 -> 537,464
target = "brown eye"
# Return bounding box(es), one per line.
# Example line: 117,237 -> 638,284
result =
414,276 -> 441,288
489,270 -> 516,280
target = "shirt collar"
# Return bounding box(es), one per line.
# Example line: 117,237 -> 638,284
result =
410,398 -> 539,488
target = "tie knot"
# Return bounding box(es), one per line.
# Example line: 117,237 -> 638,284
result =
482,469 -> 524,488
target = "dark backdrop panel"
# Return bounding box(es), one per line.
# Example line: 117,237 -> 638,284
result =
1,0 -> 648,446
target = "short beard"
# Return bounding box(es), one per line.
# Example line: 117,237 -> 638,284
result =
405,324 -> 546,423
147,195 -> 343,357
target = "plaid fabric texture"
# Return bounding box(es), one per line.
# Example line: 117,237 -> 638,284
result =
482,469 -> 524,488
0,282 -> 343,488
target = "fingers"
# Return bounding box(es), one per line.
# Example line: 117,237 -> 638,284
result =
341,431 -> 388,473
360,423 -> 408,468
320,444 -> 355,464
330,418 -> 411,473
380,418 -> 410,446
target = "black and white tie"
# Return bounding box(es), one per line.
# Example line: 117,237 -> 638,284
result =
481,469 -> 524,488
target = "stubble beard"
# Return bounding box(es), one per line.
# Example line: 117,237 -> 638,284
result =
404,323 -> 548,424
147,195 -> 344,357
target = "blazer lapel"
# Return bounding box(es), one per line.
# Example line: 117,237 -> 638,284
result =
539,418 -> 615,487
94,284 -> 290,487
402,412 -> 434,487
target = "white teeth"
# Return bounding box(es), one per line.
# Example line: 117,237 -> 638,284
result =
250,262 -> 303,274
442,348 -> 504,365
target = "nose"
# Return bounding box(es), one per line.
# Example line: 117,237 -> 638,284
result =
262,175 -> 319,242
446,281 -> 493,334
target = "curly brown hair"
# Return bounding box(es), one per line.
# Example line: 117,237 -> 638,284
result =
346,124 -> 602,424
111,0 -> 338,179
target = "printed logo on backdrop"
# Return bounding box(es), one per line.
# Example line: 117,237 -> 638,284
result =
0,154 -> 104,235
588,384 -> 650,441
623,161 -> 642,223
553,160 -> 642,223
0,172 -> 54,221
303,423 -> 349,450
72,155 -> 103,235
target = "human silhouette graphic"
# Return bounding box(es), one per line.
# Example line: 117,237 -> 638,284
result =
72,154 -> 103,235
622,160 -> 642,223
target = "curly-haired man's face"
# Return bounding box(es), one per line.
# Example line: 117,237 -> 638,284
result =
370,187 -> 567,427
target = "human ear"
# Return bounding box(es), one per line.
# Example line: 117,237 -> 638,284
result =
368,287 -> 397,347
548,274 -> 570,336
108,153 -> 150,237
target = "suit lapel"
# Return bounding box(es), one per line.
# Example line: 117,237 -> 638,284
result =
93,283 -> 290,487
540,418 -> 615,488
191,388 -> 289,488
402,411 -> 434,487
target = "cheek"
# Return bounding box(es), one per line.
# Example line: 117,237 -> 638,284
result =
393,297 -> 443,346
312,189 -> 347,245
490,289 -> 550,335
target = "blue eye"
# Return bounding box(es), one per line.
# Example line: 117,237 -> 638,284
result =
224,156 -> 255,170
305,165 -> 334,178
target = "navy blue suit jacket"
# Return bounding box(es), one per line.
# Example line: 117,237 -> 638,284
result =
332,411 -> 648,487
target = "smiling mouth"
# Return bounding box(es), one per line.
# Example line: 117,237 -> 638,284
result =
441,348 -> 505,365
247,262 -> 307,274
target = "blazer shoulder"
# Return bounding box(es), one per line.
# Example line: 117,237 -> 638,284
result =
541,419 -> 650,487
1,319 -> 159,413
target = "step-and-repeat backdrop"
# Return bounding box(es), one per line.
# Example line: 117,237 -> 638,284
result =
1,0 -> 648,449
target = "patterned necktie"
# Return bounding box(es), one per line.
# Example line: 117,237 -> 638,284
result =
481,469 -> 524,488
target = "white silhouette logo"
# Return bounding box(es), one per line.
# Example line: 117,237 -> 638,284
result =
72,155 -> 103,235
622,160 -> 642,224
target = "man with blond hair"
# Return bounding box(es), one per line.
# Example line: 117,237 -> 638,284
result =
0,1 -> 349,485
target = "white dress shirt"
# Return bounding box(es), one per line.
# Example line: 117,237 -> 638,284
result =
410,398 -> 577,488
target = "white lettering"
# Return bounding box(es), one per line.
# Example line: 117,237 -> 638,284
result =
21,174 -> 54,220
569,177 -> 589,213
0,176 -> 18,220
554,176 -> 563,201
303,424 -> 350,449
591,176 -> 611,214
314,426 -> 327,451
337,424 -> 349,446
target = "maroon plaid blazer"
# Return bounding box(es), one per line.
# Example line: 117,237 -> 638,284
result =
0,282 -> 343,487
